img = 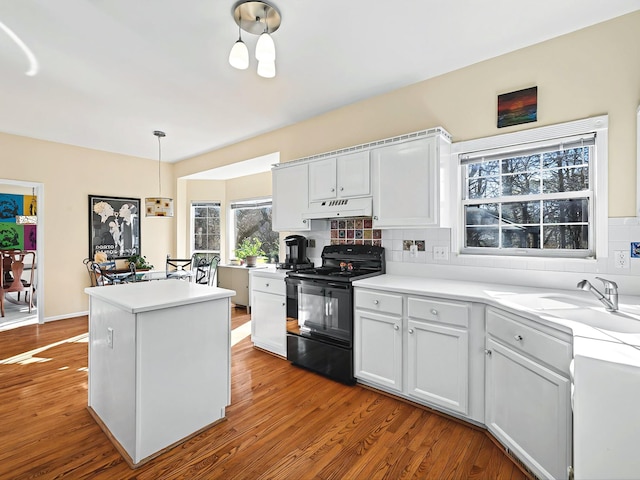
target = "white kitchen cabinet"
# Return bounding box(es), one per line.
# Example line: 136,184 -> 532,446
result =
485,307 -> 572,480
355,287 -> 480,420
309,151 -> 370,201
354,290 -> 403,391
217,265 -> 260,308
272,162 -> 311,231
371,129 -> 451,228
407,320 -> 469,413
250,269 -> 287,357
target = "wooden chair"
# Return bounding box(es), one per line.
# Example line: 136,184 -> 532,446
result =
166,255 -> 193,280
0,250 -> 35,317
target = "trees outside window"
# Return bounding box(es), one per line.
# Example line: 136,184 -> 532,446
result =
230,199 -> 279,262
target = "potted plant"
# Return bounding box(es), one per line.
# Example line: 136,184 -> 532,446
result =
234,238 -> 265,267
126,254 -> 154,271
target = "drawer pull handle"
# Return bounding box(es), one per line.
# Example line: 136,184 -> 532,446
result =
430,309 -> 438,315
408,328 -> 414,334
373,300 -> 379,305
393,324 -> 399,331
485,349 -> 492,356
514,334 -> 523,341
265,283 -> 269,287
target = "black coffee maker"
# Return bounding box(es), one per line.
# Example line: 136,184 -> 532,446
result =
277,235 -> 312,270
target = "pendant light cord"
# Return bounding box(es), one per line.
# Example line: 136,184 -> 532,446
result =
153,130 -> 166,197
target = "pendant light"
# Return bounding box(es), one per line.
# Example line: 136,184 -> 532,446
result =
229,1 -> 280,78
228,8 -> 249,69
145,130 -> 174,217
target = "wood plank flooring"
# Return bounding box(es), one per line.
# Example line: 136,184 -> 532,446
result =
0,309 -> 531,479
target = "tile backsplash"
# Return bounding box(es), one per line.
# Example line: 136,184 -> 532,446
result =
329,218 -> 382,246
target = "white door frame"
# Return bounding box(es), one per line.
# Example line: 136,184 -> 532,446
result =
0,179 -> 44,324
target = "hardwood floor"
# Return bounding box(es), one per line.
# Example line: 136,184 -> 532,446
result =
0,310 -> 531,480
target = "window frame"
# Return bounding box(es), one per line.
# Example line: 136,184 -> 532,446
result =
450,115 -> 608,260
227,196 -> 275,260
190,201 -> 221,258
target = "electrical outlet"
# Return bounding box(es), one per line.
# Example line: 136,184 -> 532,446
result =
409,244 -> 418,257
614,250 -> 629,269
433,246 -> 449,261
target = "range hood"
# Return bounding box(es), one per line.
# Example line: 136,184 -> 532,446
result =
302,197 -> 373,220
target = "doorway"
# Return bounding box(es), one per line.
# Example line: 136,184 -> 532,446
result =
0,179 -> 44,331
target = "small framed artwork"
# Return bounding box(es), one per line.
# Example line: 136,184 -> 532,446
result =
497,86 -> 537,128
89,195 -> 141,260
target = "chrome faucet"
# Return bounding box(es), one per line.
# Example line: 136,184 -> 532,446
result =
577,277 -> 619,312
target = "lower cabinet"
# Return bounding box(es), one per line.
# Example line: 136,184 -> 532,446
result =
354,288 -> 479,419
250,270 -> 286,357
485,307 -> 572,480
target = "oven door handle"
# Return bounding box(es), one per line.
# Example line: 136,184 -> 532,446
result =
326,282 -> 350,289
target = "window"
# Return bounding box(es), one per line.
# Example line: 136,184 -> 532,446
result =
229,198 -> 279,262
454,116 -> 608,258
192,202 -> 221,263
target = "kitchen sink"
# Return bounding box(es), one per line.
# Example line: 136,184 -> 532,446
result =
497,292 -> 603,311
543,307 -> 640,335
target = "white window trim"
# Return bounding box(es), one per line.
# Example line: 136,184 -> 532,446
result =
190,201 -> 222,256
450,115 -> 608,259
227,196 -> 273,259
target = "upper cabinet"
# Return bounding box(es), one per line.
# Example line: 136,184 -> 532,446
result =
309,151 -> 370,202
371,129 -> 451,228
272,163 -> 311,231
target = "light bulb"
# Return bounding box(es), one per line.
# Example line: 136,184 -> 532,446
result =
257,59 -> 276,78
255,32 -> 275,61
229,40 -> 249,70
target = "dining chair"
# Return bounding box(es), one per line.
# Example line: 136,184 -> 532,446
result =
207,255 -> 221,287
166,255 -> 193,280
0,250 -> 36,317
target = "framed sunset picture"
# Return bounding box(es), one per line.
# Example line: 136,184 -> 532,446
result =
497,86 -> 537,128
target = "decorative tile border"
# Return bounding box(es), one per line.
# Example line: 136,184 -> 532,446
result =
330,217 -> 382,246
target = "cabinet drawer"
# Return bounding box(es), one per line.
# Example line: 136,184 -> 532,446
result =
487,308 -> 571,373
355,289 -> 402,316
407,296 -> 469,328
251,276 -> 285,296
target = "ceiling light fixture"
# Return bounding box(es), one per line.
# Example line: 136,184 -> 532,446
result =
228,8 -> 249,69
229,1 -> 281,78
145,130 -> 174,217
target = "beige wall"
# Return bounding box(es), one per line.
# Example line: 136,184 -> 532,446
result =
2,11 -> 639,320
177,11 -> 640,220
0,133 -> 176,318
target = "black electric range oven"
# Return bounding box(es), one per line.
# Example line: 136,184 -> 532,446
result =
285,244 -> 385,384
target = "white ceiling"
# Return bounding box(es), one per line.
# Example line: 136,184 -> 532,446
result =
1,0 -> 639,165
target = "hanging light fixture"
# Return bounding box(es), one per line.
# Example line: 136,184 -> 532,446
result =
229,1 -> 281,78
145,130 -> 174,217
228,8 -> 249,69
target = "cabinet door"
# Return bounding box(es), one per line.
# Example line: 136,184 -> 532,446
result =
407,319 -> 468,415
309,158 -> 337,201
485,338 -> 571,480
354,309 -> 402,392
371,137 -> 438,227
251,291 -> 286,356
272,164 -> 311,231
337,151 -> 370,198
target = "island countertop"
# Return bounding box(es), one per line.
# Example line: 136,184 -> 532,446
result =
85,280 -> 236,314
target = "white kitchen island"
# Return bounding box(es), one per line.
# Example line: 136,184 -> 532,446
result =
84,280 -> 235,468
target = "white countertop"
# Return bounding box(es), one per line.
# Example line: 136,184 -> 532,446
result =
353,274 -> 640,350
85,280 -> 236,314
248,265 -> 288,278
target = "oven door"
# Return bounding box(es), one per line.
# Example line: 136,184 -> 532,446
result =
297,278 -> 352,347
